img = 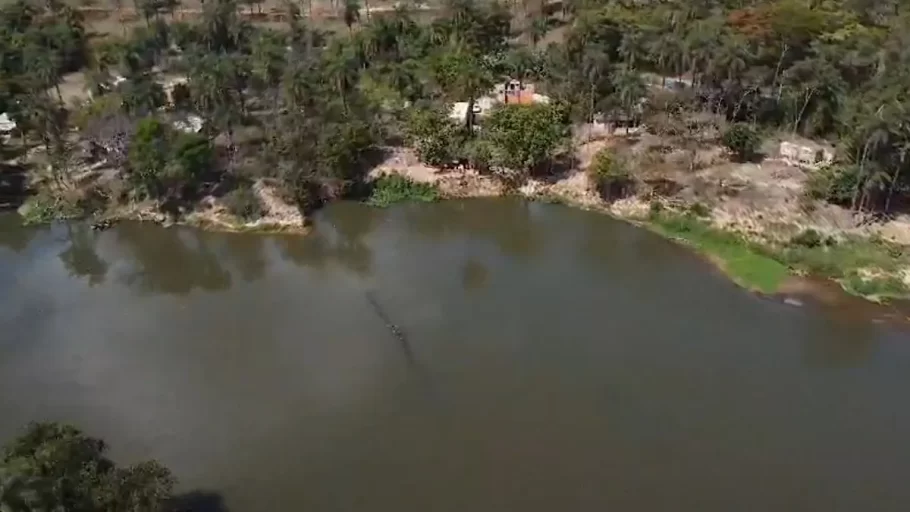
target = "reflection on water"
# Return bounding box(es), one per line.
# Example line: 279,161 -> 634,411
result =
1,200 -> 910,512
403,200 -> 542,260
461,259 -> 489,292
115,226 -> 233,295
800,310 -> 879,368
58,224 -> 108,287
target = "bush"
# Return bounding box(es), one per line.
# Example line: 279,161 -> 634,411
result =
128,117 -> 170,197
688,201 -> 711,217
404,106 -> 463,167
223,185 -> 263,221
805,164 -> 858,206
367,174 -> 439,207
587,147 -> 634,200
720,123 -> 760,162
790,228 -> 823,248
482,103 -> 571,174
0,422 -> 175,512
648,199 -> 664,217
167,131 -> 212,192
19,188 -> 96,225
128,118 -> 211,199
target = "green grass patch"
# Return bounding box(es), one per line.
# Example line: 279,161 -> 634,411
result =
778,236 -> 909,300
366,174 -> 440,207
648,213 -> 790,294
19,192 -> 87,225
648,211 -> 910,301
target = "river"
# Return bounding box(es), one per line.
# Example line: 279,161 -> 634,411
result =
1,198 -> 909,511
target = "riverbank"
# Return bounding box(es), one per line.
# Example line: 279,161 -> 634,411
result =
8,140 -> 910,303
15,175 -> 309,234
368,145 -> 910,304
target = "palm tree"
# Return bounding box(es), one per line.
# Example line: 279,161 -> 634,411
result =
529,14 -> 548,48
783,57 -> 845,136
343,0 -> 360,33
189,54 -> 244,171
619,30 -> 646,70
612,65 -> 646,125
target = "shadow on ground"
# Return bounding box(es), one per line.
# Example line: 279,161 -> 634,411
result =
171,490 -> 230,512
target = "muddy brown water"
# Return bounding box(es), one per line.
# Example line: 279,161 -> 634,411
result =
1,198 -> 909,512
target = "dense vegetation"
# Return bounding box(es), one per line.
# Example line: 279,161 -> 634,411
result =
0,422 -> 174,512
3,0 -> 910,217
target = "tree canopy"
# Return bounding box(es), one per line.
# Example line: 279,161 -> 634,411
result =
2,0 -> 910,214
0,422 -> 174,512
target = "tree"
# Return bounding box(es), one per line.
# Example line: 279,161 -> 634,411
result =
782,56 -> 845,136
404,105 -> 462,166
610,64 -> 645,123
721,122 -> 760,162
482,103 -> 570,174
587,146 -> 633,200
167,131 -> 213,191
431,43 -> 494,134
501,46 -> 541,92
187,52 -> 247,170
128,117 -> 170,197
0,422 -> 174,512
343,0 -> 360,33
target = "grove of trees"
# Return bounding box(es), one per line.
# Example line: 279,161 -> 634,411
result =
0,422 -> 174,512
2,0 -> 910,217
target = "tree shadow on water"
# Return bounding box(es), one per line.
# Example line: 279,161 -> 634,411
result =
171,490 -> 230,512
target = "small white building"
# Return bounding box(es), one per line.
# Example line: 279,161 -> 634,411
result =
779,140 -> 834,169
448,81 -> 551,121
448,101 -> 482,121
0,113 -> 16,134
172,115 -> 204,133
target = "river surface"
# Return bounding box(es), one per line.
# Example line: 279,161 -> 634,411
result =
1,198 -> 909,511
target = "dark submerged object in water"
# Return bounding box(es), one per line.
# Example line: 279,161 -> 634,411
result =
91,219 -> 116,231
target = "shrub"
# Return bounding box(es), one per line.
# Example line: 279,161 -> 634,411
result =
404,106 -> 463,167
128,117 -> 170,197
223,185 -> 263,221
482,103 -> 571,174
128,118 -> 211,199
804,164 -> 857,206
790,228 -> 823,248
720,123 -> 760,162
0,422 -> 175,512
588,147 -> 634,200
167,131 -> 212,192
649,199 -> 664,217
19,189 -> 94,225
688,201 -> 711,217
367,174 -> 439,207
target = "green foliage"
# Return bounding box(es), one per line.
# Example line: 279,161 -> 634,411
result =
720,123 -> 761,161
842,273 -> 909,301
651,213 -> 909,300
0,422 -> 174,512
128,118 -> 212,199
649,213 -> 790,294
789,228 -> 823,248
587,147 -> 634,200
804,164 -> 858,206
128,118 -> 170,198
688,202 -> 711,217
19,193 -> 78,225
481,104 -> 570,173
169,131 -> 213,184
404,106 -> 463,167
778,236 -> 908,279
223,185 -> 263,220
367,174 -> 440,207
